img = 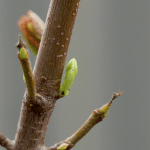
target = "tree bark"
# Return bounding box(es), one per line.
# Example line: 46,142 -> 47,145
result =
13,0 -> 81,149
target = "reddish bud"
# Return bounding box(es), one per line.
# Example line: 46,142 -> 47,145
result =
18,10 -> 44,56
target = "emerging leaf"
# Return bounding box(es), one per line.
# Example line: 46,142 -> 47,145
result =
59,58 -> 78,97
18,10 -> 44,56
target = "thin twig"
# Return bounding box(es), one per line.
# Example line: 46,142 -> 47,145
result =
48,90 -> 123,150
16,36 -> 36,103
0,132 -> 14,150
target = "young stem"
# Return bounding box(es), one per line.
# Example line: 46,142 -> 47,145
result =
48,91 -> 123,150
16,37 -> 36,101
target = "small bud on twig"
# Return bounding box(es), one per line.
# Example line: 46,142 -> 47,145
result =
57,143 -> 69,150
59,58 -> 78,97
16,36 -> 36,100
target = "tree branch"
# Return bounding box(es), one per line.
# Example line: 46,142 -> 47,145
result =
14,0 -> 81,149
0,132 -> 14,150
48,90 -> 123,150
33,0 -> 80,82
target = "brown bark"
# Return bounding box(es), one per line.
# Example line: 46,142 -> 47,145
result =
0,132 -> 13,150
13,0 -> 81,149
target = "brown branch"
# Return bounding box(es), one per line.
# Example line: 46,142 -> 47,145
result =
14,0 -> 81,149
32,0 -> 81,145
33,0 -> 80,81
48,90 -> 123,150
0,132 -> 14,150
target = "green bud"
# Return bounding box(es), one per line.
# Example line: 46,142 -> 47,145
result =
23,74 -> 26,83
57,143 -> 69,150
59,58 -> 78,97
98,103 -> 111,118
19,47 -> 28,59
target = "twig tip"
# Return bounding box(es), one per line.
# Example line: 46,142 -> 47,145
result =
16,36 -> 26,49
110,90 -> 123,103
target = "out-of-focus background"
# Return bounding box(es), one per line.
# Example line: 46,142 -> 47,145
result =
0,0 -> 150,150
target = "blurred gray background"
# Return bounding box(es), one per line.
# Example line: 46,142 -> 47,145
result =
0,0 -> 150,150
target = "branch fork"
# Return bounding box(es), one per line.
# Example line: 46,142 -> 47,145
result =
0,0 -> 123,149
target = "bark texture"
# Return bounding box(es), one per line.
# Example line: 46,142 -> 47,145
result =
13,0 -> 81,149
